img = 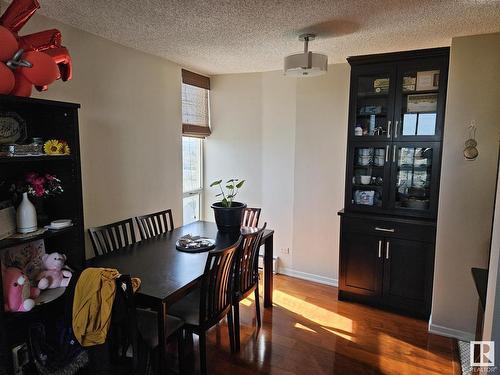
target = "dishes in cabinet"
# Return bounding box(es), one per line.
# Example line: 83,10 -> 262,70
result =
354,190 -> 375,206
358,155 -> 371,166
360,175 -> 371,185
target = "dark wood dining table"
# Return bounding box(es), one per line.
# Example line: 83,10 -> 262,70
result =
88,220 -> 274,373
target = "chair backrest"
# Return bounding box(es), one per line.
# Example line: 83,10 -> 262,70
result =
233,224 -> 267,298
135,209 -> 174,240
88,219 -> 136,257
199,237 -> 241,327
242,207 -> 261,227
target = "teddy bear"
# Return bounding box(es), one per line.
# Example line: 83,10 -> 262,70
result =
1,265 -> 40,312
37,252 -> 72,290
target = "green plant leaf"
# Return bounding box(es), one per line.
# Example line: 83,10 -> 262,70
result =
215,193 -> 222,197
210,180 -> 222,187
227,194 -> 235,198
235,180 -> 245,188
226,179 -> 235,183
221,198 -> 228,207
226,184 -> 234,189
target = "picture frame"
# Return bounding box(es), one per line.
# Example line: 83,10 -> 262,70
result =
416,70 -> 439,91
407,93 -> 438,112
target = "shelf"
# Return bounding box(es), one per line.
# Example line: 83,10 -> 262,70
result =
0,155 -> 73,163
398,165 -> 430,171
357,92 -> 389,98
0,94 -> 80,108
0,225 -> 77,250
357,113 -> 387,117
402,89 -> 439,95
354,164 -> 384,168
352,184 -> 383,190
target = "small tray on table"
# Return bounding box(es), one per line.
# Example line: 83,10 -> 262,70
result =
176,234 -> 215,253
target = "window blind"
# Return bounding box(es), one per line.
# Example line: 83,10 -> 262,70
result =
182,69 -> 211,138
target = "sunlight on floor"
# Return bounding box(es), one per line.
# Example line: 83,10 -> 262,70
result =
294,322 -> 317,333
273,290 -> 354,341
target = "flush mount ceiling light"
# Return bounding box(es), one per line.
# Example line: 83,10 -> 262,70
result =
284,33 -> 328,77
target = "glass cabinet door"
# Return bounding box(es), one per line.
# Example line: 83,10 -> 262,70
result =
351,66 -> 395,140
390,143 -> 440,216
348,144 -> 390,210
394,62 -> 446,141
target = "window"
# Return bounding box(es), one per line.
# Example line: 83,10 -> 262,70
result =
181,69 -> 210,225
182,137 -> 203,224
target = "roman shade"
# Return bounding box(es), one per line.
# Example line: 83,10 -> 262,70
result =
182,69 -> 211,138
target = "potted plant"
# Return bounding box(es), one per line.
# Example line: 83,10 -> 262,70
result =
210,179 -> 246,233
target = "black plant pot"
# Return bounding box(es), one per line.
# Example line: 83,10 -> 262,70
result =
211,201 -> 247,233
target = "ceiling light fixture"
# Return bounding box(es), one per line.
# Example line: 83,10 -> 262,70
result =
284,33 -> 327,77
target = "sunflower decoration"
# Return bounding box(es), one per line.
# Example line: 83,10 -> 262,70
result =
43,139 -> 71,155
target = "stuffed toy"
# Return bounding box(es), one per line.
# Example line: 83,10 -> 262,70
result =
1,265 -> 39,312
37,252 -> 72,290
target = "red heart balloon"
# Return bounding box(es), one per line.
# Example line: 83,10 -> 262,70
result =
11,72 -> 32,97
18,51 -> 59,86
0,63 -> 15,94
0,25 -> 19,62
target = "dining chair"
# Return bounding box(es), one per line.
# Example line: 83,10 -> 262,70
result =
232,224 -> 267,351
168,238 -> 241,375
88,218 -> 136,257
241,207 -> 261,227
135,209 -> 174,240
109,274 -> 185,374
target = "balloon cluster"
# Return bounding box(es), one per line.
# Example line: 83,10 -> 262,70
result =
0,0 -> 72,97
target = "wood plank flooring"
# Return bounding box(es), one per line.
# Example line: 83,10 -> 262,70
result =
174,275 -> 459,374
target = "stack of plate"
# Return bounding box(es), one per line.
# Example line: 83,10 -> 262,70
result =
44,219 -> 72,230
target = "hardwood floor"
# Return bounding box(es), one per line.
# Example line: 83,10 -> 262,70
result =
173,275 -> 459,374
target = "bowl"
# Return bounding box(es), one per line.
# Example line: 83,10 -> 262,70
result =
360,175 -> 371,185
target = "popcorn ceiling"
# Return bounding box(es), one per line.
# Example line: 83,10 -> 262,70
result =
28,0 -> 500,75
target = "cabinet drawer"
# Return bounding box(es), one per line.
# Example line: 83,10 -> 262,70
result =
341,216 -> 435,242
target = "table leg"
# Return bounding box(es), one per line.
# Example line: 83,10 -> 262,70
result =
264,233 -> 274,308
157,301 -> 169,373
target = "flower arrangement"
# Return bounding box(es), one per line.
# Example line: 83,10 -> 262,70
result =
43,139 -> 70,155
11,172 -> 63,200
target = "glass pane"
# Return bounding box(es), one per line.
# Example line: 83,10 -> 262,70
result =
354,75 -> 390,138
399,70 -> 439,137
395,147 -> 433,210
182,137 -> 202,192
182,83 -> 209,126
183,194 -> 200,224
351,146 -> 386,207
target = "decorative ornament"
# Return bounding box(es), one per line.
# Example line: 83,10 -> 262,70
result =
0,0 -> 73,97
43,139 -> 70,155
464,123 -> 478,161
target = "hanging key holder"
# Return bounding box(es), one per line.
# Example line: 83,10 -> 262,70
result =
464,123 -> 478,161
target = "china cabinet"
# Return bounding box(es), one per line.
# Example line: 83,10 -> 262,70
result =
339,48 -> 449,318
0,95 -> 84,374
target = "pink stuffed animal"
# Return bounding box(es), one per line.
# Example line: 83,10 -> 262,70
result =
37,252 -> 72,290
2,265 -> 40,312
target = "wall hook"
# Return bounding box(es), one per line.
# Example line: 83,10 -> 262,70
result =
464,122 -> 478,160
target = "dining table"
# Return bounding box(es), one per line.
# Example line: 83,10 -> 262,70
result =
88,220 -> 274,373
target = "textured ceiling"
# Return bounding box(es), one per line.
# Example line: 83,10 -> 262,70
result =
26,0 -> 500,74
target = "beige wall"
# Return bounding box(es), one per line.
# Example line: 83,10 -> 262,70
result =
204,65 -> 350,283
22,14 -> 183,258
430,32 -> 500,339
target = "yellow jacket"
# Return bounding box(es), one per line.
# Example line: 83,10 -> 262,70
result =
72,268 -> 120,347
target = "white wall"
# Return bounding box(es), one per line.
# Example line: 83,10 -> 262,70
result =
430,32 -> 500,340
22,13 -> 183,258
204,65 -> 350,284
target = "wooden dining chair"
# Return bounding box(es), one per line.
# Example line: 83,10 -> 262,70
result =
241,207 -> 261,227
108,274 -> 185,374
232,224 -> 267,351
88,218 -> 136,257
168,238 -> 241,375
135,209 -> 174,240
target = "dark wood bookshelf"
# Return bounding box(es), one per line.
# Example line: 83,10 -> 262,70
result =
0,95 -> 84,374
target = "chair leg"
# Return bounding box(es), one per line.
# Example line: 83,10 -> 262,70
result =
234,303 -> 240,352
255,284 -> 262,327
227,309 -> 235,353
177,330 -> 185,374
199,331 -> 207,375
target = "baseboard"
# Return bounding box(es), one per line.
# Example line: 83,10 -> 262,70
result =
428,320 -> 475,341
278,267 -> 338,287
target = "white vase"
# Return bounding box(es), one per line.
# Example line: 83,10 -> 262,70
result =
17,192 -> 37,233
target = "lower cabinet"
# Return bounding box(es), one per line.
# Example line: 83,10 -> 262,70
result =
339,213 -> 436,318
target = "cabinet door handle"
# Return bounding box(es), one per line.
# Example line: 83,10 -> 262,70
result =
375,227 -> 395,232
378,240 -> 382,258
385,145 -> 389,162
386,241 -> 390,259
392,145 -> 397,163
394,121 -> 399,138
387,121 -> 392,138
